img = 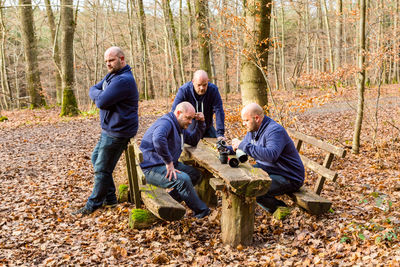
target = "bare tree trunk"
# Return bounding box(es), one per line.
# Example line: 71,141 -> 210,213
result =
280,2 -> 286,90
272,4 -> 279,90
195,0 -> 212,76
162,0 -> 179,92
335,0 -> 343,71
0,0 -> 10,109
60,0 -> 79,116
45,0 -> 62,105
136,0 -> 154,99
352,0 -> 366,154
305,0 -> 311,73
19,0 -> 46,108
240,0 -> 272,106
186,0 -> 194,78
321,0 -> 334,72
164,0 -> 184,85
178,0 -> 186,82
220,0 -> 229,99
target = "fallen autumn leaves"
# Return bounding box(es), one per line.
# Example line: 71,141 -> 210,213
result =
0,87 -> 399,265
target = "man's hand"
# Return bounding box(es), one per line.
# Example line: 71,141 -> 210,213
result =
165,162 -> 181,181
232,138 -> 241,151
194,112 -> 205,122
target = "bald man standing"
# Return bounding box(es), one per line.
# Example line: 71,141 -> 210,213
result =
139,102 -> 210,219
73,47 -> 139,215
232,103 -> 305,214
172,70 -> 225,140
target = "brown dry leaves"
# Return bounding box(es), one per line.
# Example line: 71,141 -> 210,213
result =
0,86 -> 399,265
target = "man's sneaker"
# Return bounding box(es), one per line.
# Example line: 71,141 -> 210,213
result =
195,208 -> 211,219
71,206 -> 93,216
103,201 -> 118,208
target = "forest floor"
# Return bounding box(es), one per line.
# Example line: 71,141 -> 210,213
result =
0,85 -> 399,266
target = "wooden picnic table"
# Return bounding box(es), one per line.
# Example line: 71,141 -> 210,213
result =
182,138 -> 272,246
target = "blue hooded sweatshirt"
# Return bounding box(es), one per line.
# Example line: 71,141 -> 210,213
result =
238,116 -> 305,184
140,112 -> 205,169
89,65 -> 139,138
171,81 -> 225,137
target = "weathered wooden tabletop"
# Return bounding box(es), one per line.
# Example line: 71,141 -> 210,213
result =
182,138 -> 271,198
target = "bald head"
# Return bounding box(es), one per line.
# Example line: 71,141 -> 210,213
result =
174,102 -> 196,129
105,46 -> 125,58
241,103 -> 264,118
104,46 -> 126,73
241,103 -> 264,132
192,70 -> 209,95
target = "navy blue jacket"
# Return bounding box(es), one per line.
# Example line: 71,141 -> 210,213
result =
238,116 -> 305,184
89,65 -> 139,138
171,81 -> 225,137
140,112 -> 205,169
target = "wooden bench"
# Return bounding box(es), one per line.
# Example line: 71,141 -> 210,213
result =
286,128 -> 347,215
124,141 -> 186,221
182,138 -> 272,246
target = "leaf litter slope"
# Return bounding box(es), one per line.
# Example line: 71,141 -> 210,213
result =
0,86 -> 399,265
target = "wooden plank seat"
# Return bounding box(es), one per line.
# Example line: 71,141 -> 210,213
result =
124,141 -> 186,221
286,128 -> 347,215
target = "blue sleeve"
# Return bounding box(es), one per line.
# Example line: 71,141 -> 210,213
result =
183,120 -> 206,146
171,87 -> 186,112
89,77 -> 133,110
213,88 -> 225,137
238,128 -> 286,163
153,122 -> 173,164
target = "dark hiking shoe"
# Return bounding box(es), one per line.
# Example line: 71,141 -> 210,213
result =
103,201 -> 118,208
195,208 -> 211,219
72,206 -> 94,216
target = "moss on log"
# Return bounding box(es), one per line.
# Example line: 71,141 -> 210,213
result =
118,184 -> 129,203
273,206 -> 291,220
129,209 -> 160,229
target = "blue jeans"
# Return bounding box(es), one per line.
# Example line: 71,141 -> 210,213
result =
86,132 -> 130,211
142,162 -> 209,218
254,163 -> 302,213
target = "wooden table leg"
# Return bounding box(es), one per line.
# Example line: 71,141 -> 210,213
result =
221,191 -> 255,246
196,168 -> 218,207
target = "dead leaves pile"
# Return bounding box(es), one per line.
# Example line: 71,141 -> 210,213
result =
0,86 -> 399,265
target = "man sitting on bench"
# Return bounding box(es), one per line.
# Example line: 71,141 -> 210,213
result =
232,103 -> 305,214
139,102 -> 211,219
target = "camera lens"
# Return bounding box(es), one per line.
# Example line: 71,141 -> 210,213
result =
228,157 -> 239,168
219,152 -> 228,164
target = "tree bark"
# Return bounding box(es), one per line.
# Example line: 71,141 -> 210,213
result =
136,0 -> 154,99
44,0 -> 62,105
195,0 -> 212,76
321,0 -> 334,72
186,0 -> 194,78
60,0 -> 79,116
335,0 -> 343,70
19,0 -> 46,108
240,0 -> 272,106
352,0 -> 366,154
0,0 -> 10,109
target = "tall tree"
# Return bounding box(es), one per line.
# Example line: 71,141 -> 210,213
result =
240,0 -> 272,106
195,0 -> 211,76
0,0 -> 11,109
45,0 -> 62,105
335,0 -> 343,71
352,0 -> 367,154
136,0 -> 154,99
60,0 -> 79,116
19,0 -> 46,108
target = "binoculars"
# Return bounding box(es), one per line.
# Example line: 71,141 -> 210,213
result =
216,140 -> 248,168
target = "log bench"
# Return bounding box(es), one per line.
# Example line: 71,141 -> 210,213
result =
124,141 -> 186,221
286,128 -> 347,215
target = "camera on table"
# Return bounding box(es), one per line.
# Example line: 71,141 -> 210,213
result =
216,140 -> 248,167
216,139 -> 229,164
